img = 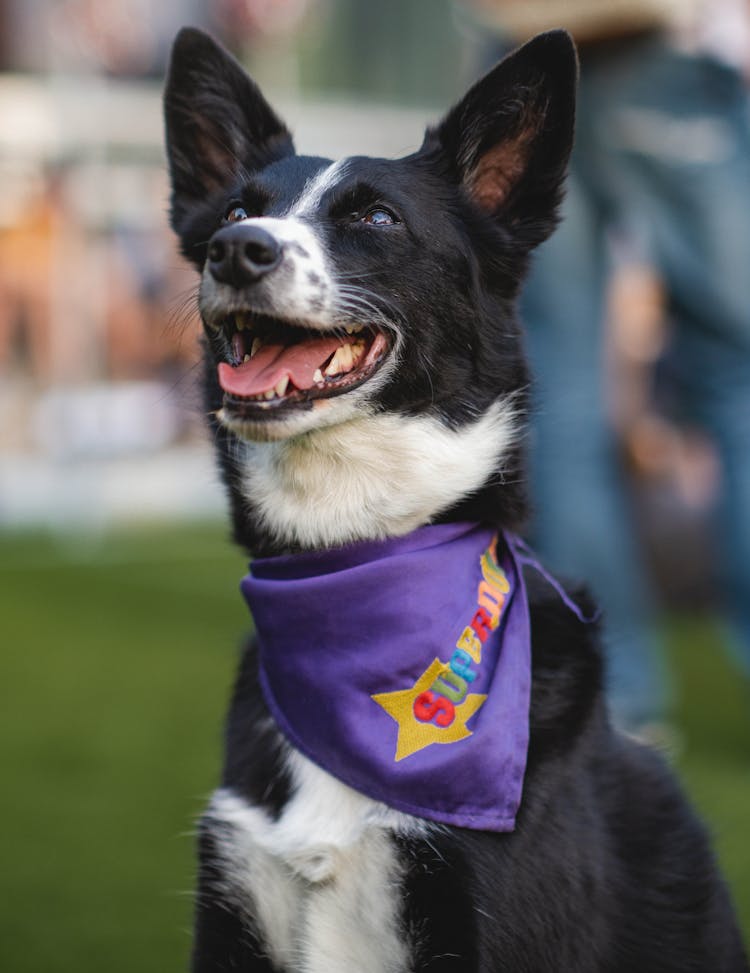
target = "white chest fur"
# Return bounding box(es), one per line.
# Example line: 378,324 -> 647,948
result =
239,400 -> 520,550
204,751 -> 421,973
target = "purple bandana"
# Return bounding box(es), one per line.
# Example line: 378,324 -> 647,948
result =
241,523 -> 534,831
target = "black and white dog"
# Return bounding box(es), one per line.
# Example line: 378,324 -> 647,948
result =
164,27 -> 748,972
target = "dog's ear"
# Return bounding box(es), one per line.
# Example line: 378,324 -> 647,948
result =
425,30 -> 577,248
164,27 -> 293,227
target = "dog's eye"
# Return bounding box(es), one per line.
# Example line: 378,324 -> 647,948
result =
225,205 -> 249,223
361,208 -> 398,226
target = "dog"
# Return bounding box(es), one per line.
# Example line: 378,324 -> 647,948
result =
164,26 -> 748,972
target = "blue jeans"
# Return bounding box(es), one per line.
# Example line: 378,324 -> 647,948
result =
520,37 -> 750,725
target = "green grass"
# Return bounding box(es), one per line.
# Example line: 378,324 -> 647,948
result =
1,523 -> 748,970
1,524 -> 247,973
666,617 -> 750,934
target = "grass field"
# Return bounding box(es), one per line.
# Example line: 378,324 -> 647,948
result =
1,521 -> 748,971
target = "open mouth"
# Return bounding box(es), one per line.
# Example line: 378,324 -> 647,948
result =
215,312 -> 390,418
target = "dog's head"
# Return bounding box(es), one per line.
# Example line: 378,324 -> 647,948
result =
164,28 -> 576,554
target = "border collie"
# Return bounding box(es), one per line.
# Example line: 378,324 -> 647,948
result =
164,27 -> 748,972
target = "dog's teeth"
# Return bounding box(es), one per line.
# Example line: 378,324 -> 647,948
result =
324,356 -> 341,377
264,389 -> 276,400
344,325 -> 363,334
236,312 -> 253,331
313,368 -> 324,384
243,354 -> 251,363
324,345 -> 353,377
236,316 -> 245,331
275,377 -> 289,397
251,337 -> 263,357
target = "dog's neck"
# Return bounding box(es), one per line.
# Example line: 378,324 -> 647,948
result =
234,399 -> 520,552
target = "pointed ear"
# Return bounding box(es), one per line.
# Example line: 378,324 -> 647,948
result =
426,30 -> 577,248
163,27 -> 294,227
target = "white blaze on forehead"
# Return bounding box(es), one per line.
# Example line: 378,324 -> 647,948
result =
290,158 -> 352,218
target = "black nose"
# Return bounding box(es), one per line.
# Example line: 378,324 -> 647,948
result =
207,223 -> 282,287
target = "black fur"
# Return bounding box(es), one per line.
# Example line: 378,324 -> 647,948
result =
164,27 -> 749,972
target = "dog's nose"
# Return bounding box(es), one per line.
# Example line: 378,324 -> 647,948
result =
207,223 -> 282,287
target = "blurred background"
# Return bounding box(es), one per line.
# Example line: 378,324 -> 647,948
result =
1,1 -> 748,969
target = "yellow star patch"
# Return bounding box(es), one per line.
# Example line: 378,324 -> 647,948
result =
371,659 -> 487,761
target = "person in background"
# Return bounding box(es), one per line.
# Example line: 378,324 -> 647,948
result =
463,0 -> 750,732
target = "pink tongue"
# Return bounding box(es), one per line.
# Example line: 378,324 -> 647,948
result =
218,336 -> 345,397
